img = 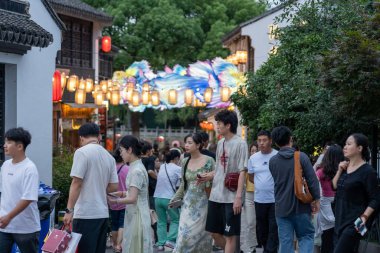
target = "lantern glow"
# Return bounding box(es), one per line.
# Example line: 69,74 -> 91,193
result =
142,91 -> 150,105
85,78 -> 94,93
132,90 -> 140,106
75,89 -> 86,104
221,87 -> 231,102
168,89 -> 178,105
204,88 -> 213,103
94,91 -> 104,106
52,70 -> 62,102
110,90 -> 120,105
184,89 -> 194,105
67,75 -> 78,92
151,91 -> 160,106
101,36 -> 112,53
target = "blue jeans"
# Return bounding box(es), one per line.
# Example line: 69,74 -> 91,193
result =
276,213 -> 315,253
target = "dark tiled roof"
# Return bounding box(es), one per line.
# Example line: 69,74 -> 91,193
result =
0,10 -> 53,48
48,0 -> 112,25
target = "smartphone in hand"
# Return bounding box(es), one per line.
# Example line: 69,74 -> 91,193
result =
354,217 -> 368,236
107,192 -> 119,198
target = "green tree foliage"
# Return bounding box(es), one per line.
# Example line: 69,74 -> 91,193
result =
232,0 -> 378,153
84,0 -> 267,69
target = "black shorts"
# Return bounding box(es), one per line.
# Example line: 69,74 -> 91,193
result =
205,201 -> 241,236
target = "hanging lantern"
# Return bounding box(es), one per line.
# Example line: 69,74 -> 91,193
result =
100,80 -> 108,93
168,89 -> 178,105
94,91 -> 104,106
75,89 -> 86,104
184,89 -> 194,105
67,75 -> 78,92
204,88 -> 213,103
221,87 -> 231,102
101,36 -> 112,53
106,90 -> 112,100
52,70 -> 62,102
110,90 -> 120,105
194,98 -> 205,107
132,90 -> 140,106
60,71 -> 67,89
78,78 -> 86,90
142,91 -> 150,105
92,84 -> 100,98
107,79 -> 113,88
236,50 -> 248,64
207,122 -> 214,131
142,83 -> 150,92
124,87 -> 134,102
151,90 -> 160,106
85,78 -> 94,93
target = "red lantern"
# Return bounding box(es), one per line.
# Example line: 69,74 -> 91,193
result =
52,70 -> 62,102
101,36 -> 111,53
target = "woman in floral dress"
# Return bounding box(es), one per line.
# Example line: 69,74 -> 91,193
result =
108,135 -> 153,253
170,133 -> 215,253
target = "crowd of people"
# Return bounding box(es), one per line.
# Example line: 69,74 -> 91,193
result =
0,109 -> 380,253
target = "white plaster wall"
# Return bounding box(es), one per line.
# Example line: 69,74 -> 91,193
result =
242,11 -> 288,72
241,0 -> 306,72
0,0 -> 61,185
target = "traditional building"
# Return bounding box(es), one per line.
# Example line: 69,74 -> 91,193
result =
0,0 -> 64,184
48,0 -> 116,148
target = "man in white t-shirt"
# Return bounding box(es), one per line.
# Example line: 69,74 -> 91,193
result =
248,130 -> 278,253
0,128 -> 40,253
63,123 -> 118,253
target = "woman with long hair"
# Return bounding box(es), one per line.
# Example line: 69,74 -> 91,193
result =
169,133 -> 215,253
315,145 -> 344,253
153,149 -> 182,250
332,134 -> 380,253
108,135 -> 153,253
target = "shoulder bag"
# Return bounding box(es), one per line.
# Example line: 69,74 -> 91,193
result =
164,164 -> 177,194
294,151 -> 313,204
223,140 -> 240,192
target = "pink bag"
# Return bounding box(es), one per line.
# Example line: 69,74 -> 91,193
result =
42,229 -> 72,253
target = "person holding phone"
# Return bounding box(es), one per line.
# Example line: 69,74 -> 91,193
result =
169,133 -> 215,253
332,133 -> 380,253
107,135 -> 152,253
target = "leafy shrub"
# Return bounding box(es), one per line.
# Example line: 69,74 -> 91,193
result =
52,146 -> 74,212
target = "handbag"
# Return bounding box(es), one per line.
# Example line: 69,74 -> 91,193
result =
222,140 -> 239,192
294,151 -> 313,204
42,228 -> 72,253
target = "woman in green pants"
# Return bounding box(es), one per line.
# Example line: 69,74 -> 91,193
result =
153,149 -> 182,250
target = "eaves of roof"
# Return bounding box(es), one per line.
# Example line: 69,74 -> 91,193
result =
222,4 -> 285,43
41,0 -> 67,31
48,0 -> 113,26
0,9 -> 53,48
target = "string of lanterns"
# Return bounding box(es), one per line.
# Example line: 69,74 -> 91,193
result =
52,70 -> 122,106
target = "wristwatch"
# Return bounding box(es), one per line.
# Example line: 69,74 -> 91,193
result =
65,208 -> 74,214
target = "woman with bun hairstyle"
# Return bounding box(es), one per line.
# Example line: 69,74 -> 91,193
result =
153,149 -> 182,250
169,133 -> 215,253
332,133 -> 380,253
107,135 -> 152,253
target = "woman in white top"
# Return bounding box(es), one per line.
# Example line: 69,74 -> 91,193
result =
153,149 -> 182,250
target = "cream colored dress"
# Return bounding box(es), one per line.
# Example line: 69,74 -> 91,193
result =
123,160 -> 153,253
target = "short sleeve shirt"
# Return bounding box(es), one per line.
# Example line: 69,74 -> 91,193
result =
154,163 -> 182,199
70,144 -> 118,219
209,135 -> 248,203
247,150 -> 278,203
0,158 -> 40,233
